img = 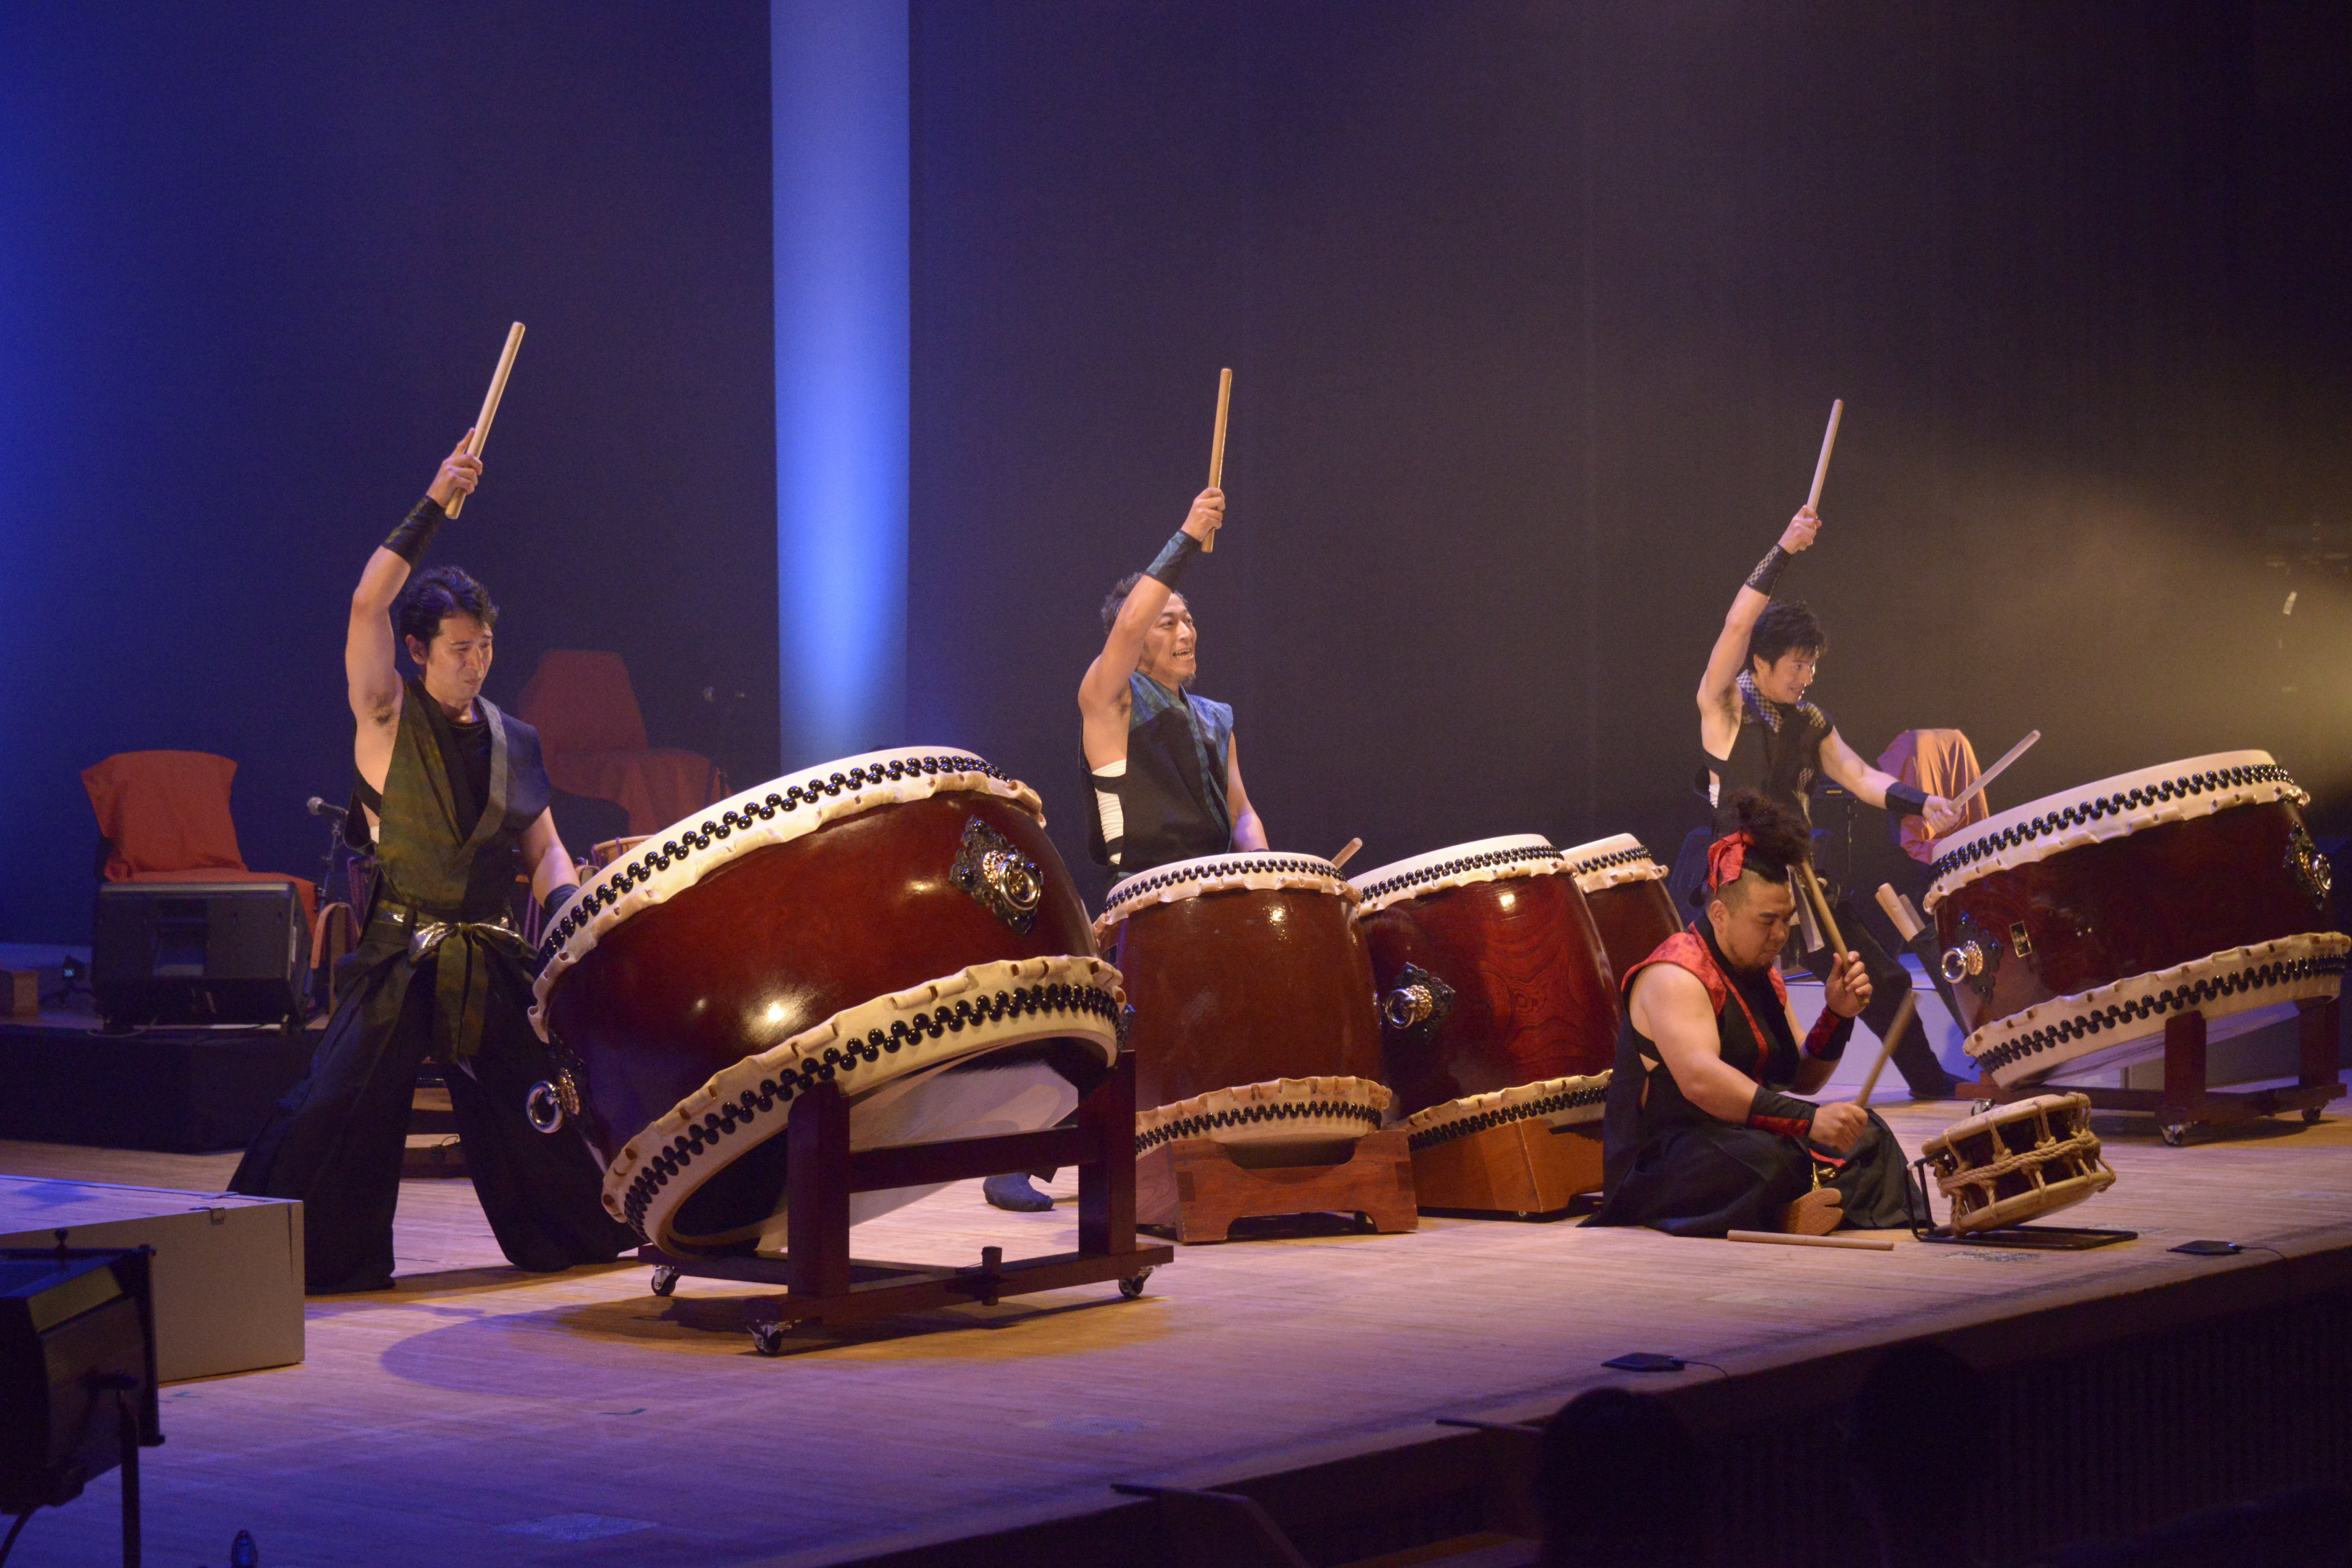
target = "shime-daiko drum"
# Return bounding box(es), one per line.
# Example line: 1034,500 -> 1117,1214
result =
531,747 -> 1123,1260
1098,853 -> 1391,1157
1349,836 -> 1615,1150
1558,835 -> 1682,983
1925,750 -> 2348,1089
1920,1093 -> 2116,1235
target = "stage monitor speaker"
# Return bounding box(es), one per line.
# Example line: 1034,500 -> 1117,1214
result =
92,881 -> 310,1029
0,1243 -> 160,1516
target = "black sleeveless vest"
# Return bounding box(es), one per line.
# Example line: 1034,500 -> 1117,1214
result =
1084,673 -> 1235,874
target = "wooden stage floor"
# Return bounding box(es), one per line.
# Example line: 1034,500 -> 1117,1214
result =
5,1097 -> 2349,1567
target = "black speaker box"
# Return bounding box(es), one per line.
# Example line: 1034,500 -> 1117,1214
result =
92,880 -> 311,1029
0,1245 -> 160,1514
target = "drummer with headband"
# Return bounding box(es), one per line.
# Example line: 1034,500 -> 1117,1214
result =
1696,506 -> 1964,1100
1590,793 -> 1920,1237
984,484 -> 1269,1211
230,434 -> 634,1291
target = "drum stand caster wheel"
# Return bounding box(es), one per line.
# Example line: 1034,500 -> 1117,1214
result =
1118,1268 -> 1154,1300
2160,1123 -> 2188,1148
649,1264 -> 680,1297
751,1321 -> 788,1357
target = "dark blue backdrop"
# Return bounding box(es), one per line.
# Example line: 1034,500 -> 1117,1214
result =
0,3 -> 778,941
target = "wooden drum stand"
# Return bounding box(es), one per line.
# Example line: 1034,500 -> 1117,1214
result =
1136,1130 -> 1420,1245
1409,1120 -> 1604,1219
640,1055 -> 1172,1353
1963,997 -> 2345,1147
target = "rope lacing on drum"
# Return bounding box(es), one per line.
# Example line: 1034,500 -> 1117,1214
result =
1927,764 -> 2297,885
537,752 -> 1005,966
1133,1097 -> 1387,1156
1405,1080 -> 1610,1151
1561,842 -> 1660,881
1353,843 -> 1563,908
616,979 -> 1118,1236
1100,853 -> 1343,921
1975,949 -> 2348,1072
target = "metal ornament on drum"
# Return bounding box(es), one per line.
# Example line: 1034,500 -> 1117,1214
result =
1925,750 -> 2349,1088
1558,834 -> 1682,983
1349,835 -> 1617,1141
1920,1093 -> 2116,1234
531,747 -> 1123,1260
1098,852 -> 1392,1156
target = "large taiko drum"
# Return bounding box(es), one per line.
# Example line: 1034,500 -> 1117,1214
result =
1925,750 -> 2348,1088
1349,837 -> 1617,1133
531,747 -> 1122,1259
1098,852 -> 1390,1156
1559,834 -> 1683,981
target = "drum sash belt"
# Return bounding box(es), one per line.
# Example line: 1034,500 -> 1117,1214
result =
372,898 -> 530,1061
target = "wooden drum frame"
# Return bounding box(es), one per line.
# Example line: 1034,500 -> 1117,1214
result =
1559,834 -> 1683,985
533,747 -> 1122,1259
1920,1092 -> 2116,1234
1925,751 -> 2347,1089
1098,853 -> 1391,1157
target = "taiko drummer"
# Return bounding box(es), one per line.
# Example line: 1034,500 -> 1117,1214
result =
1696,504 -> 1964,1099
985,484 -> 1271,1210
230,435 -> 633,1291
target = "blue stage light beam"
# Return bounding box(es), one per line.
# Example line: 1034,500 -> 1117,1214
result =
772,0 -> 908,766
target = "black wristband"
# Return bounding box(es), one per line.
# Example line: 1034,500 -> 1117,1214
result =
1746,1085 -> 1817,1140
540,883 -> 582,924
1804,1009 -> 1855,1062
1745,542 -> 1792,596
1145,530 -> 1202,590
1883,781 -> 1929,817
382,496 -> 446,564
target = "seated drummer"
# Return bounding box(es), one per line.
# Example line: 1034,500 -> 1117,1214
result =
983,484 -> 1269,1211
1699,503 -> 1963,1099
1588,792 -> 1920,1237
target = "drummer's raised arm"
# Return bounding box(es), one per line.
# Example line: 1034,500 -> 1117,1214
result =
1226,735 -> 1267,852
1079,488 -> 1224,758
1698,507 -> 1819,723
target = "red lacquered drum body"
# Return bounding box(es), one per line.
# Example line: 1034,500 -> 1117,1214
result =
1349,836 -> 1617,1118
532,747 -> 1121,1256
1560,835 -> 1683,982
1099,853 -> 1389,1150
1925,750 -> 2346,1087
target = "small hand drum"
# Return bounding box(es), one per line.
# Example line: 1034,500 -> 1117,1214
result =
1920,1092 -> 2116,1234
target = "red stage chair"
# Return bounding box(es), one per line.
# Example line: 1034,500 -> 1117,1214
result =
79,748 -> 321,946
516,650 -> 725,836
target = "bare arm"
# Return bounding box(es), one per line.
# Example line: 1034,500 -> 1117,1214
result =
1819,729 -> 1961,833
519,808 -> 579,908
1629,965 -> 1772,1125
349,433 -> 480,790
1078,488 -> 1223,768
1225,732 -> 1267,851
1698,507 -> 1819,758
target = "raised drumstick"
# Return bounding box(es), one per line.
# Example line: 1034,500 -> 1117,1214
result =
1853,993 -> 1917,1109
1946,729 -> 2041,814
1805,398 -> 1843,515
1794,862 -> 1848,960
1202,367 -> 1232,552
444,322 -> 525,519
1329,837 -> 1363,871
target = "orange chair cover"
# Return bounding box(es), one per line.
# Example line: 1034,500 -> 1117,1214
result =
1877,729 -> 1988,865
519,651 -> 722,836
81,750 -> 316,926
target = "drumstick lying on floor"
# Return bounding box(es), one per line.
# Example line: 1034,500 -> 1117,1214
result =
1727,1230 -> 1895,1251
1329,837 -> 1363,872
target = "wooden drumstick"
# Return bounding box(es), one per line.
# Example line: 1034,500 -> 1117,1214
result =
1853,992 -> 1917,1109
1329,837 -> 1363,871
1873,882 -> 1923,944
1727,1229 -> 1894,1251
1794,862 -> 1847,960
444,321 -> 525,519
1202,367 -> 1231,552
1804,398 -> 1843,515
1946,729 -> 2041,814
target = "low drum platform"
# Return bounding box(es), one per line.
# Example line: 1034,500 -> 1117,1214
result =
1136,1129 -> 1418,1244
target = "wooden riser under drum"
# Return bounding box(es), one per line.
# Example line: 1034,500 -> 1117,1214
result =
1137,1130 -> 1419,1244
1409,1119 -> 1604,1218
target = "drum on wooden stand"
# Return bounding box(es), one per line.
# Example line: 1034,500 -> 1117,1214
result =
1559,835 -> 1683,983
1349,836 -> 1614,1153
1920,1093 -> 2116,1234
1098,853 -> 1391,1160
1924,751 -> 2347,1090
532,747 -> 1122,1261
